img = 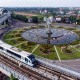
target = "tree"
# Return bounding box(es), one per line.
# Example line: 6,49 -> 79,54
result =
31,16 -> 38,23
11,12 -> 16,19
76,18 -> 80,24
11,13 -> 28,22
10,74 -> 18,80
61,17 -> 66,23
69,16 -> 76,23
52,12 -> 57,17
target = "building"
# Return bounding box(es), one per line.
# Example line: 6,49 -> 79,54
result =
0,8 -> 4,15
55,17 -> 61,22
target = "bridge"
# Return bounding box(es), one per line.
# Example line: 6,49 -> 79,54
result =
0,12 -> 11,25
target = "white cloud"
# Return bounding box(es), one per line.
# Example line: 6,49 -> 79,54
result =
0,0 -> 80,7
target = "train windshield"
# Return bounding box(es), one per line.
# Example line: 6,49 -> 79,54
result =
28,55 -> 35,63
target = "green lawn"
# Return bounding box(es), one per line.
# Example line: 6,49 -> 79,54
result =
56,46 -> 80,60
33,45 -> 58,60
16,43 -> 37,53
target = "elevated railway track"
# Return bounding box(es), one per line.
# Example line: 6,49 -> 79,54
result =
37,63 -> 76,80
0,51 -> 79,80
0,53 -> 50,80
37,58 -> 80,80
0,13 -> 10,24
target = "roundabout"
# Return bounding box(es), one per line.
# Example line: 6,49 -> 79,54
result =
2,19 -> 80,60
22,28 -> 79,45
3,26 -> 80,60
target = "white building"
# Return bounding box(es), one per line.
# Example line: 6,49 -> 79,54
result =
44,10 -> 47,13
56,17 -> 61,22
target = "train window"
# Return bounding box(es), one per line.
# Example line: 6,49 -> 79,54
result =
7,50 -> 21,58
28,55 -> 35,63
25,58 -> 28,62
28,55 -> 35,60
0,46 -> 3,50
29,60 -> 31,63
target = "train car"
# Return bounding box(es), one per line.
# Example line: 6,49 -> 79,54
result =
0,40 -> 36,67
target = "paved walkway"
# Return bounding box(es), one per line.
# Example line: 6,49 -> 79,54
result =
59,60 -> 80,70
14,41 -> 28,47
32,44 -> 40,53
54,45 -> 61,62
5,37 -> 21,40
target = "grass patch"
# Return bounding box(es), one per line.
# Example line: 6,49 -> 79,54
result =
56,46 -> 80,60
33,45 -> 58,60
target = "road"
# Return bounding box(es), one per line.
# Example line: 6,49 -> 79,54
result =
38,22 -> 80,28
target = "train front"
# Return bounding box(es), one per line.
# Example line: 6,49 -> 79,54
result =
28,55 -> 37,67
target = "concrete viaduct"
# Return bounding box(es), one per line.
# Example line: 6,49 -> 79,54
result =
0,12 -> 11,25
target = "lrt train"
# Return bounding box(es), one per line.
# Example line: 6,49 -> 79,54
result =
0,40 -> 36,67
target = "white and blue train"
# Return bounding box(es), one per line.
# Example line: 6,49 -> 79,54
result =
0,40 -> 36,67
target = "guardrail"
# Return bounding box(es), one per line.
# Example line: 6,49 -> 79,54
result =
35,55 -> 80,79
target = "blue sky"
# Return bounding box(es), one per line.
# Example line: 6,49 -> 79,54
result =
0,0 -> 80,7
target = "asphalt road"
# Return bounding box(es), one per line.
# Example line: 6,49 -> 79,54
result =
38,22 -> 80,28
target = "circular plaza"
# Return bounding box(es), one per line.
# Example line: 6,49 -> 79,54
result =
22,28 -> 79,45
